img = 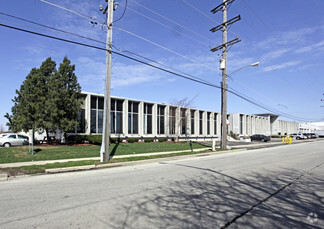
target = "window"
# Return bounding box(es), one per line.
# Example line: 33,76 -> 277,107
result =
157,105 -> 165,134
18,135 -> 27,139
191,110 -> 195,135
90,96 -> 105,134
199,111 -> 204,135
111,99 -> 123,134
214,113 -> 218,135
169,107 -> 176,135
8,135 -> 16,139
246,116 -> 249,135
207,112 -> 211,135
90,96 -> 104,134
240,114 -> 243,135
144,103 -> 153,134
77,109 -> 85,133
128,101 -> 139,134
180,108 -> 187,135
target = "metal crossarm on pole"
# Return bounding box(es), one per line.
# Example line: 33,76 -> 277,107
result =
210,15 -> 241,33
211,0 -> 235,14
210,37 -> 241,52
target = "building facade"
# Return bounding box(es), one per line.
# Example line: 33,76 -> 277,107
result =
74,92 -> 299,139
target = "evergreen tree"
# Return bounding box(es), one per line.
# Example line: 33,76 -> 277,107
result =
50,57 -> 82,138
5,57 -> 82,141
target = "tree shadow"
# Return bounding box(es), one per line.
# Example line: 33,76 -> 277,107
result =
104,164 -> 323,229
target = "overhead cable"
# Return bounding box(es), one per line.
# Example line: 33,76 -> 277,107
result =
114,26 -> 218,72
0,22 -> 320,122
122,4 -> 211,47
129,0 -> 217,45
39,0 -> 105,26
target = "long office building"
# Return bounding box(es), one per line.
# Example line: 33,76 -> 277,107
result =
73,92 -> 298,139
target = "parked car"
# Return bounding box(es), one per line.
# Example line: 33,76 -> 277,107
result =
250,134 -> 271,142
289,133 -> 306,140
0,133 -> 9,138
39,136 -> 59,144
303,133 -> 314,139
0,133 -> 29,147
309,133 -> 317,138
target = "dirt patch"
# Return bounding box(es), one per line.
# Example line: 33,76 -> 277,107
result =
0,168 -> 26,177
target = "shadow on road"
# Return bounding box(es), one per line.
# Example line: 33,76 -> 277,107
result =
108,164 -> 323,229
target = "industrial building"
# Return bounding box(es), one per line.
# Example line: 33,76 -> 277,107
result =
73,92 -> 299,140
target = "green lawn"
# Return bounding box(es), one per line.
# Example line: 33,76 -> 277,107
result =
2,149 -> 214,176
0,142 -> 207,164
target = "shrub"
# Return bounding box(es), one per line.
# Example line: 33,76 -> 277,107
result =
127,138 -> 140,143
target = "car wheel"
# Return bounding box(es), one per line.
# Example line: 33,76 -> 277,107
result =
4,143 -> 11,148
296,137 -> 300,140
261,138 -> 265,142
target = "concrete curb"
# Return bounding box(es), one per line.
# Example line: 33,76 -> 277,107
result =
0,173 -> 8,181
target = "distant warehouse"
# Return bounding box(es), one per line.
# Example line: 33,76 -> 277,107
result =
71,92 -> 299,140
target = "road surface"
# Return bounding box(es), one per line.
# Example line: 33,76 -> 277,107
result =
0,140 -> 323,228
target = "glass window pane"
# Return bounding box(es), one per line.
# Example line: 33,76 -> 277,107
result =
91,110 -> 97,133
116,112 -> 123,133
91,96 -> 97,109
111,99 -> 115,111
160,116 -> 165,134
98,97 -> 104,110
98,110 -> 103,133
133,102 -> 139,113
111,112 -> 115,134
133,114 -> 138,134
147,115 -> 152,134
128,113 -> 132,134
117,100 -> 123,111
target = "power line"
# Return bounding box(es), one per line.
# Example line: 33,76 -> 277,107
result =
129,0 -> 217,45
182,0 -> 220,24
122,4 -> 211,47
39,0 -> 219,73
0,12 -> 215,85
0,12 -> 106,45
113,0 -> 128,23
0,22 -> 320,122
183,0 -> 238,37
39,0 -> 105,26
114,26 -> 218,72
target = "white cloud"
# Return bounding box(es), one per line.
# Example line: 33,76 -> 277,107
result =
111,62 -> 166,87
260,48 -> 290,62
262,61 -> 301,72
295,40 -> 324,54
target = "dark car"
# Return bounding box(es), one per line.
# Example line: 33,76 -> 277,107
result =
250,134 -> 271,142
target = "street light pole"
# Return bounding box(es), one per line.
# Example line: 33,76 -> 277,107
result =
221,62 -> 260,150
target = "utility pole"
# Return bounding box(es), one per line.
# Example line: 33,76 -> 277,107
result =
100,0 -> 114,162
210,0 -> 241,150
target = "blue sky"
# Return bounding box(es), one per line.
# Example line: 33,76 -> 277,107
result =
1,0 -> 324,130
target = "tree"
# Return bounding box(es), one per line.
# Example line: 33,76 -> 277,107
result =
169,97 -> 196,141
49,57 -> 82,140
5,57 -> 82,141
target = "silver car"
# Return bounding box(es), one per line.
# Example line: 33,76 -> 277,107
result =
0,134 -> 29,147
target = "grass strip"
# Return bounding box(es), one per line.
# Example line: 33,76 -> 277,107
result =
2,149 -> 212,176
0,142 -> 207,164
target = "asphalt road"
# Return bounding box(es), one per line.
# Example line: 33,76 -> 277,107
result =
0,141 -> 323,228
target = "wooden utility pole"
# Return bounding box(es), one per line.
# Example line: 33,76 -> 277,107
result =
100,0 -> 114,162
210,0 -> 241,150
